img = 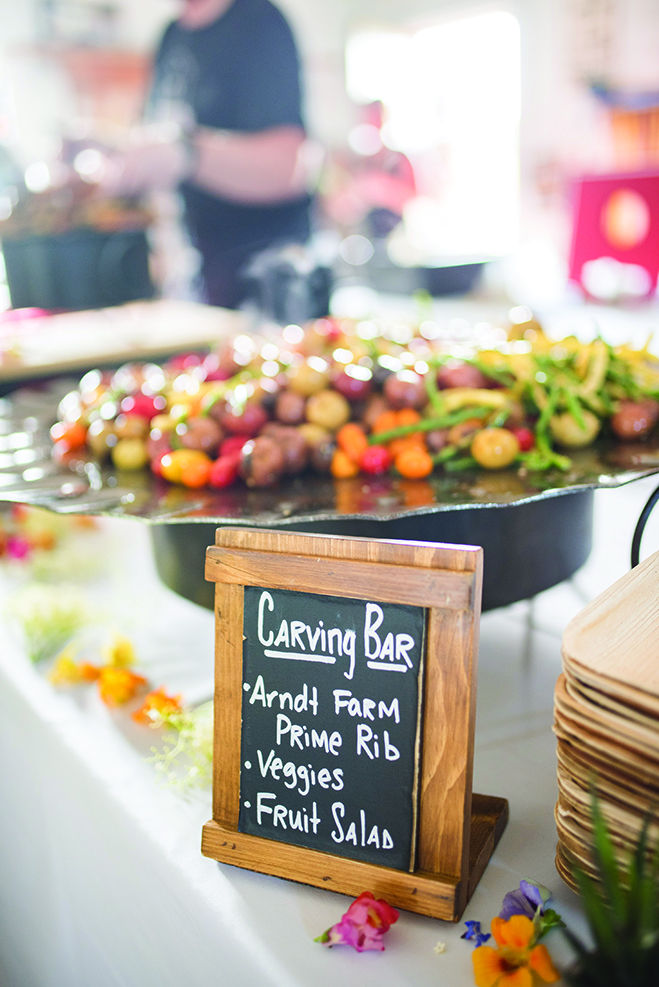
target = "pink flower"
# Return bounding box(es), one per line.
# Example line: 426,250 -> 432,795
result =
315,891 -> 399,952
7,535 -> 31,560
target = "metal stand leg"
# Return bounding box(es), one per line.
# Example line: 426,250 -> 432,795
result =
631,481 -> 659,568
521,596 -> 536,669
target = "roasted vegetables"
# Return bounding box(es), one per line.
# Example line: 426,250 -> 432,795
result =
50,317 -> 659,489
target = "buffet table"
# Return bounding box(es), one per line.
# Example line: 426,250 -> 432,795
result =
1,469 -> 658,987
1,293 -> 659,985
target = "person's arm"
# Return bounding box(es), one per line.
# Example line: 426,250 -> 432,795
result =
190,124 -> 310,204
98,123 -> 320,203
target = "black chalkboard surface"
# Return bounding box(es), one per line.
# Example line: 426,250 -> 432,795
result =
239,585 -> 426,871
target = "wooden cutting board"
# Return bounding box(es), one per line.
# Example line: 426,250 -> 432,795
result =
562,550 -> 659,699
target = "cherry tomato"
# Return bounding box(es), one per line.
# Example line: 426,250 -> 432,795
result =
330,448 -> 360,479
165,352 -> 205,372
395,446 -> 434,479
220,435 -> 250,458
111,438 -> 149,471
160,449 -> 211,484
511,426 -> 535,451
371,410 -> 400,436
396,408 -> 422,428
209,455 -> 240,489
360,445 -> 392,475
336,422 -> 368,463
180,457 -> 213,489
389,434 -> 425,458
150,450 -> 171,477
147,428 -> 172,463
50,420 -> 88,450
120,393 -> 166,420
471,428 -> 520,469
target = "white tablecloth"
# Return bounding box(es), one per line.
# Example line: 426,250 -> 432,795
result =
1,468 -> 658,987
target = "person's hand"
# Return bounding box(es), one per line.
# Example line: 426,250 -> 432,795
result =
98,125 -> 191,197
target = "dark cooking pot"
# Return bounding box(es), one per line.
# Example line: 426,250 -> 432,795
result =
2,228 -> 154,311
150,488 -> 594,613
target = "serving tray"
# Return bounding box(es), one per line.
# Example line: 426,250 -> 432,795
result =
1,379 -> 658,610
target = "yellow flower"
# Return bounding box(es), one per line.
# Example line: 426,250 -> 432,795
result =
48,645 -> 100,686
48,646 -> 83,686
103,635 -> 137,668
97,667 -> 147,707
472,915 -> 560,987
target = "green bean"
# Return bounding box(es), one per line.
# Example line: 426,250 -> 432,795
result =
424,369 -> 445,417
432,445 -> 459,464
444,455 -> 479,472
368,406 -> 492,445
563,388 -> 586,430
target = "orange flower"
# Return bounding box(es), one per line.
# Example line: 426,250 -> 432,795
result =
97,667 -> 147,707
79,662 -> 100,682
132,687 -> 182,725
472,915 -> 560,987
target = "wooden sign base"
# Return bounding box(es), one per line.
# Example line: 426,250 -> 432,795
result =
202,793 -> 507,922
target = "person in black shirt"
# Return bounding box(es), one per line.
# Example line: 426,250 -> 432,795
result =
103,0 -> 313,308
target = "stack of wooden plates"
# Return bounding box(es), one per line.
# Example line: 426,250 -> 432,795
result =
554,550 -> 659,891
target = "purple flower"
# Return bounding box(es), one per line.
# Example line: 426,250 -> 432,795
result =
499,879 -> 552,921
461,920 -> 491,947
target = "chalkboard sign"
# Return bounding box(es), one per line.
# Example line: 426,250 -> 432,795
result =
202,529 -> 508,922
239,586 -> 426,870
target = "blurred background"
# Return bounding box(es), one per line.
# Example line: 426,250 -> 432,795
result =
0,0 -> 658,315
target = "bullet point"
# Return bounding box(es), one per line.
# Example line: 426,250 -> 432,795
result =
244,801 -> 251,808
243,683 -> 250,691
244,761 -> 251,769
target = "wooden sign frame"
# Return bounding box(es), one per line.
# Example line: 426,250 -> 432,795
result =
201,528 -> 508,922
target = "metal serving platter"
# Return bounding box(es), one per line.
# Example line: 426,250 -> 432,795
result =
1,380 -> 658,610
1,380 -> 658,521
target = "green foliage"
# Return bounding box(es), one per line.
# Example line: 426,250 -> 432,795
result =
7,583 -> 88,662
536,907 -> 566,940
148,701 -> 213,793
563,795 -> 659,987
